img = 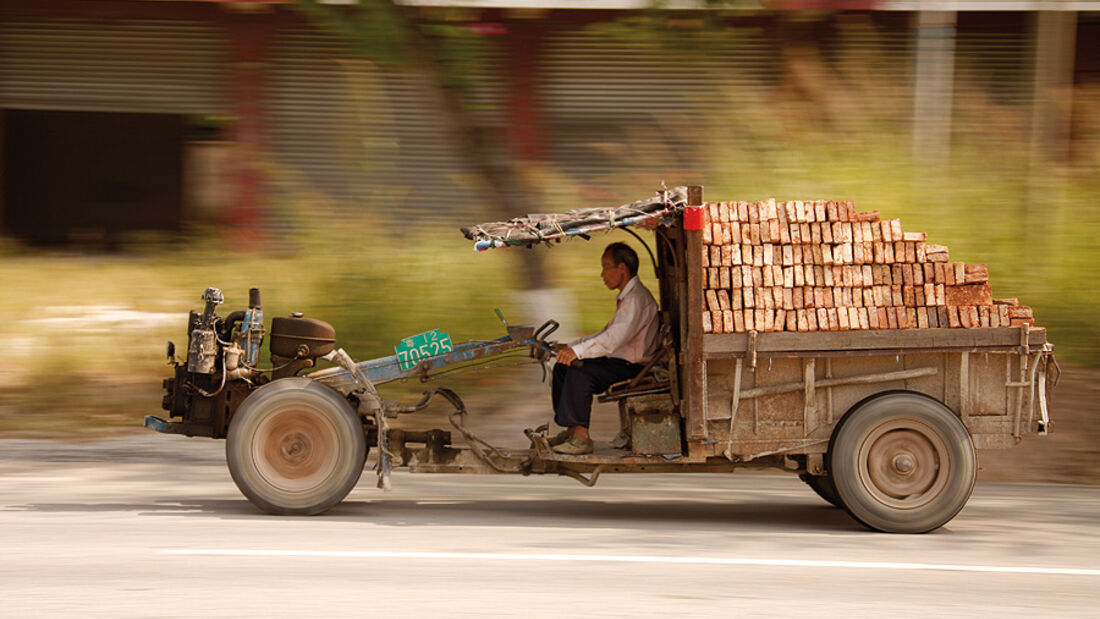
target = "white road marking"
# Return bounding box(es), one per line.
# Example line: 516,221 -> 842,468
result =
162,550 -> 1100,576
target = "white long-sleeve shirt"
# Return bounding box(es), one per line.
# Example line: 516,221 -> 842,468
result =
570,276 -> 659,364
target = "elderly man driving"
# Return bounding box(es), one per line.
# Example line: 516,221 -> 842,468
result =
550,242 -> 659,455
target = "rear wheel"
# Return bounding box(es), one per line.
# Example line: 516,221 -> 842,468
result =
227,377 -> 367,515
829,392 -> 976,533
799,473 -> 843,508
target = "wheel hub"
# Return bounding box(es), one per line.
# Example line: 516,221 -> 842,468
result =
252,407 -> 340,492
281,433 -> 311,463
858,419 -> 951,510
892,453 -> 915,474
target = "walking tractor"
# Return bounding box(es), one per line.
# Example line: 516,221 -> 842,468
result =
146,186 -> 1057,533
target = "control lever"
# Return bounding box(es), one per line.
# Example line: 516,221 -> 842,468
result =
531,318 -> 561,382
533,320 -> 583,368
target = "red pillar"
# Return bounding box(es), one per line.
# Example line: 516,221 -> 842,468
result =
222,13 -> 275,245
504,23 -> 545,163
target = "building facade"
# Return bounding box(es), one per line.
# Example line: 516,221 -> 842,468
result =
0,0 -> 1095,245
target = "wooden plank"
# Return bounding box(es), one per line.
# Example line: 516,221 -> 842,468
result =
960,352 -> 970,420
684,195 -> 707,440
708,367 -> 939,408
703,327 -> 1048,356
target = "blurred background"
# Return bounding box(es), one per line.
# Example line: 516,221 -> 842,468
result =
0,0 -> 1096,439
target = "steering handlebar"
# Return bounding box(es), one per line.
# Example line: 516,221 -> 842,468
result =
531,318 -> 586,369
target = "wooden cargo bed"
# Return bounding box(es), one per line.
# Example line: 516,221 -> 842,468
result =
686,326 -> 1053,461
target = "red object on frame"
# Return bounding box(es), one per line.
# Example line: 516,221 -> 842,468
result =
683,205 -> 704,231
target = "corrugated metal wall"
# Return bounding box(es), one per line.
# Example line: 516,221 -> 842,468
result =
540,18 -> 918,205
540,27 -> 782,205
953,13 -> 1035,146
0,11 -> 1083,227
0,17 -> 226,113
266,27 -> 506,227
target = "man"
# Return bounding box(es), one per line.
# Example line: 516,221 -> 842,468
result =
550,242 -> 659,455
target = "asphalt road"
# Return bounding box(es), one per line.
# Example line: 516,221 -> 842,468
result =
1,435 -> 1098,617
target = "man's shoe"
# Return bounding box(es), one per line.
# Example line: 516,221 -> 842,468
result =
547,430 -> 570,447
552,437 -> 594,455
610,429 -> 631,450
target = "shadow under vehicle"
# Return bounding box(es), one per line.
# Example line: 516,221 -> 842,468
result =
145,186 -> 1056,533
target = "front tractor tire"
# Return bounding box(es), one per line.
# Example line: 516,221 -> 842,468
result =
227,377 -> 367,515
829,392 -> 976,533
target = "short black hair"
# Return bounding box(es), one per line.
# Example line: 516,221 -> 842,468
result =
604,242 -> 639,276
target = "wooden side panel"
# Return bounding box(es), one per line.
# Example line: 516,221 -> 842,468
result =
697,339 -> 1035,457
827,354 -> 908,417
704,351 -> 966,457
704,358 -> 803,434
902,353 -> 946,402
970,352 -> 1009,416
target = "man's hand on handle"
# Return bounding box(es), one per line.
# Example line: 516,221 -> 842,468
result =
553,343 -> 579,367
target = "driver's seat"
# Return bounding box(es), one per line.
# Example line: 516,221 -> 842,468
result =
597,317 -> 674,403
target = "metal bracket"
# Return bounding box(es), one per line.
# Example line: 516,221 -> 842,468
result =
722,357 -> 743,462
1037,348 -> 1051,435
747,330 -> 758,369
807,453 -> 826,476
559,466 -> 606,487
323,349 -> 390,491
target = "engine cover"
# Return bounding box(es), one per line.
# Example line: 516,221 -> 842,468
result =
270,316 -> 336,359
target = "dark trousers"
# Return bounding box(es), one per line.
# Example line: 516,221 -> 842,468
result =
552,357 -> 643,428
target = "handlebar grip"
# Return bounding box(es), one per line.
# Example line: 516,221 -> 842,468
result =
534,319 -> 560,342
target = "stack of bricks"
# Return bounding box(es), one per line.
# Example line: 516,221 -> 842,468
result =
700,199 -> 1037,334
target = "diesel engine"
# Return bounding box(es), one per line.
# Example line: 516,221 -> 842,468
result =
157,287 -> 335,438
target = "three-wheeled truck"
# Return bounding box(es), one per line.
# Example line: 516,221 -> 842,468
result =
146,186 -> 1056,533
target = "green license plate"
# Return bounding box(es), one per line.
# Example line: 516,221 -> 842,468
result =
394,329 -> 454,371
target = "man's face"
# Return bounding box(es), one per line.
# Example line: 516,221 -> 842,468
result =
600,251 -> 629,290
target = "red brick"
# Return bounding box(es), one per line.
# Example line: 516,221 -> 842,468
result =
963,263 -> 989,284
946,284 -> 993,307
947,306 -> 961,328
925,244 -> 950,263
927,307 -> 940,328
898,307 -> 913,329
1007,306 -> 1034,319
917,308 -> 929,328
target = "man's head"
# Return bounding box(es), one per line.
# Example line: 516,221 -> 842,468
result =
600,242 -> 639,291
